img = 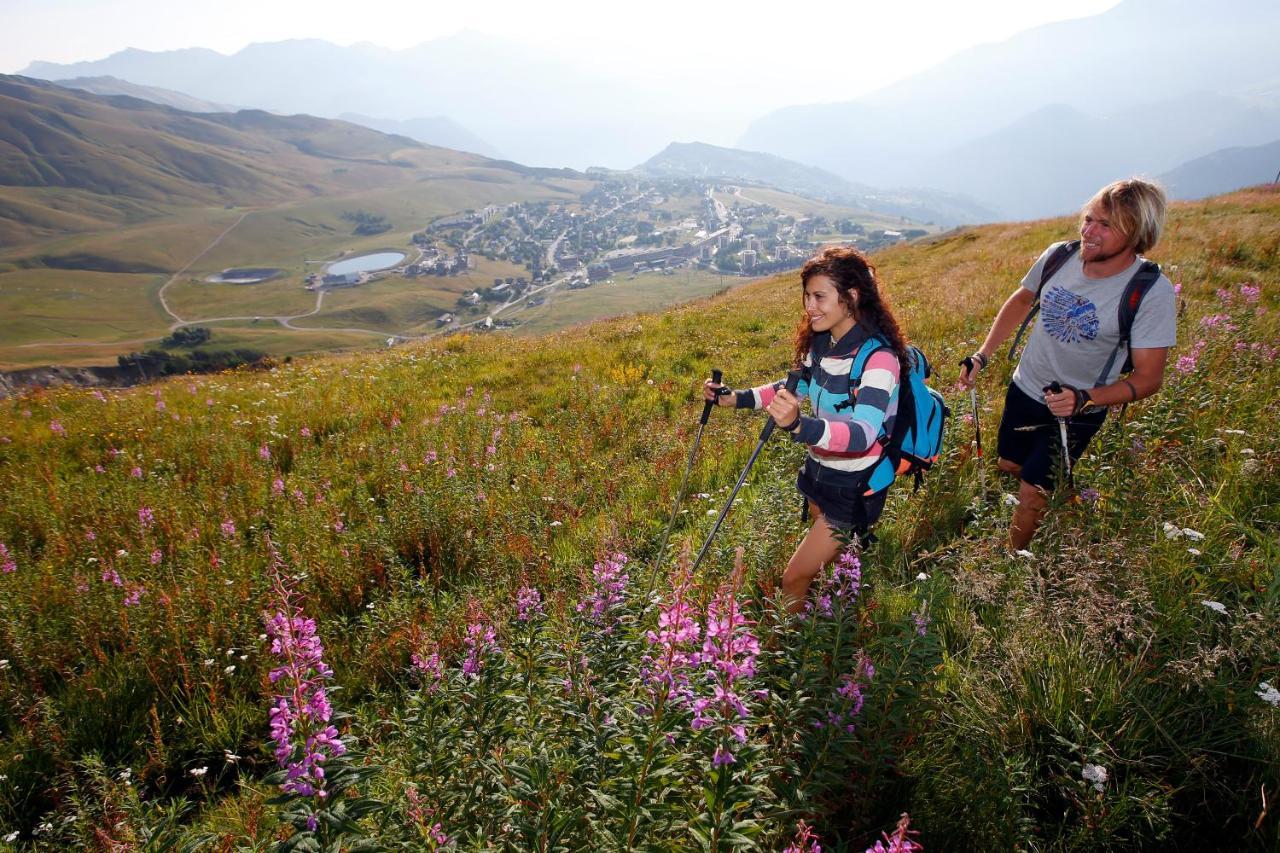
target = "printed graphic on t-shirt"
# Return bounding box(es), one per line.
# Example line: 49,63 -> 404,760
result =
1042,286 -> 1099,344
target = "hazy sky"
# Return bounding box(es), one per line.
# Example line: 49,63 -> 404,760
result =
4,0 -> 1122,108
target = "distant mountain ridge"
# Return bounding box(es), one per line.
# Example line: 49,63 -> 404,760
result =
52,76 -> 241,113
19,33 -> 665,170
0,74 -> 493,246
1159,139 -> 1280,200
638,141 -> 994,226
738,0 -> 1280,218
338,113 -> 500,159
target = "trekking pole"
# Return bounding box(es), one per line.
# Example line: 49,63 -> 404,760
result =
1044,381 -> 1074,490
959,357 -> 985,500
646,369 -> 724,596
691,369 -> 803,575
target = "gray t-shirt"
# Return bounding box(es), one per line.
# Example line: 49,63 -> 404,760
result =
1013,241 -> 1177,399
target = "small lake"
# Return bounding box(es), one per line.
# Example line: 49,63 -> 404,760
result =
326,252 -> 406,276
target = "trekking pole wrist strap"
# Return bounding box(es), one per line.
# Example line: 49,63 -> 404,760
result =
972,351 -> 989,369
778,414 -> 801,433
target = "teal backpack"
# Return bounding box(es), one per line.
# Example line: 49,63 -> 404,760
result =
850,338 -> 950,491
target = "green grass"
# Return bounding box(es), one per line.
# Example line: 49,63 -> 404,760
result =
510,268 -> 741,336
0,186 -> 1276,847
0,269 -> 170,352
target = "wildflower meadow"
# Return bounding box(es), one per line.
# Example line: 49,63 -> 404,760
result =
0,187 -> 1277,849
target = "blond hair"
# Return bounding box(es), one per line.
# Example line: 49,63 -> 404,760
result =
1082,178 -> 1168,254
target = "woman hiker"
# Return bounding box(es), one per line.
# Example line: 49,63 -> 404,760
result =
703,246 -> 909,613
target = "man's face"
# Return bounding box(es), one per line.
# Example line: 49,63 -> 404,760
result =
1079,203 -> 1132,264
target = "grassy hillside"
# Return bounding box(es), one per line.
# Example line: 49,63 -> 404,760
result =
0,187 -> 1276,848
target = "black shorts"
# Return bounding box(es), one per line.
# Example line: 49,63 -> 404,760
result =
796,457 -> 888,534
997,382 -> 1106,491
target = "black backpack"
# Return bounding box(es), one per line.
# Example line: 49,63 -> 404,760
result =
1007,239 -> 1163,388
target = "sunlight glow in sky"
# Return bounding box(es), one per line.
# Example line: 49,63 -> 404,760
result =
4,0 -> 1122,108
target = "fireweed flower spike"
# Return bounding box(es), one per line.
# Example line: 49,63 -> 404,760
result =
263,550 -> 346,811
576,552 -> 630,632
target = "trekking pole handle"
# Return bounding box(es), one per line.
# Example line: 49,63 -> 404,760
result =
701,369 -> 723,425
1045,381 -> 1063,397
760,369 -> 804,441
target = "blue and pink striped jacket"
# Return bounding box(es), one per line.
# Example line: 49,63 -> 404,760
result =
735,323 -> 901,492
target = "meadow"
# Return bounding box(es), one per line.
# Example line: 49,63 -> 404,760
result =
0,187 -> 1276,849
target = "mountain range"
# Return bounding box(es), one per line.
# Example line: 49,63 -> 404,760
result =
637,142 -> 994,226
739,0 -> 1280,218
0,74 -> 509,247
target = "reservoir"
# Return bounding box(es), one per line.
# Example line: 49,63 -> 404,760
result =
326,251 -> 406,276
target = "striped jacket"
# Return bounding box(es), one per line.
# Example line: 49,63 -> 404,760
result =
735,323 -> 900,492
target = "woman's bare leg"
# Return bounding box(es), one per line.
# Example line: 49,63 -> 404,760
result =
782,501 -> 846,614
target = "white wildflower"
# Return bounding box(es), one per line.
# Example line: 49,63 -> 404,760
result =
1182,528 -> 1205,541
1201,600 -> 1228,615
224,665 -> 236,675
1002,493 -> 1018,507
3,831 -> 17,842
915,572 -> 929,581
1082,763 -> 1108,792
1257,682 -> 1280,707
0,659 -> 8,670
549,520 -> 563,527
1014,549 -> 1035,558
707,509 -> 717,516
203,658 -> 215,666
1187,548 -> 1201,556
1162,522 -> 1183,539
188,766 -> 208,778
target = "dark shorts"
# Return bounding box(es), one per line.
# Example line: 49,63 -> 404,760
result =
796,457 -> 888,534
997,382 -> 1106,491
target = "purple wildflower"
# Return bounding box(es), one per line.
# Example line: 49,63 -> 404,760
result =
85,529 -> 96,541
712,746 -> 735,767
272,478 -> 285,496
515,586 -> 544,622
784,820 -> 823,853
1240,283 -> 1261,303
138,507 -> 155,529
865,813 -> 923,853
642,571 -> 702,710
0,543 -> 15,574
131,466 -> 143,479
411,650 -> 444,692
263,558 -> 346,804
461,619 -> 499,678
259,444 -> 271,461
1079,487 -> 1101,503
911,602 -> 931,637
123,585 -> 146,607
150,549 -> 162,566
221,519 -> 236,539
102,567 -> 123,587
576,553 -> 630,631
49,419 -> 65,436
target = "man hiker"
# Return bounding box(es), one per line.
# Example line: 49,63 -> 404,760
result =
959,178 -> 1177,549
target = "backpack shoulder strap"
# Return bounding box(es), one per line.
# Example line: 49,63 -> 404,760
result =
1094,259 -> 1162,386
1008,240 -> 1080,361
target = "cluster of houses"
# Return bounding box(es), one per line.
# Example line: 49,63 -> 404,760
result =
404,249 -> 469,277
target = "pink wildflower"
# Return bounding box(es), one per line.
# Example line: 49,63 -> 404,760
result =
221,519 -> 236,538
263,546 -> 346,803
576,553 -> 630,631
1239,283 -> 1261,303
865,813 -> 922,853
515,586 -> 544,622
85,529 -> 96,541
461,619 -> 499,678
138,507 -> 155,529
272,478 -> 285,496
411,650 -> 444,692
150,549 -> 162,565
49,419 -> 65,436
131,466 -> 143,478
300,426 -> 312,438
123,585 -> 146,607
0,543 -> 15,574
784,820 -> 823,853
259,444 -> 271,461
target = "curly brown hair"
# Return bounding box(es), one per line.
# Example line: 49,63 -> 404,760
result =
792,246 -> 909,368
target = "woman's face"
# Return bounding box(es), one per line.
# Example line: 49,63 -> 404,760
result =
803,274 -> 854,337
